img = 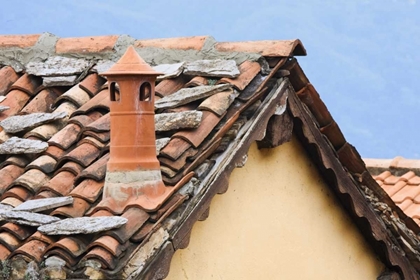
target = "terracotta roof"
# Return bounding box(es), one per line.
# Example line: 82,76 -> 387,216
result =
366,157 -> 420,226
0,33 -> 419,279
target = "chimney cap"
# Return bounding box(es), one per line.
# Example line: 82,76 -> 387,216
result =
100,46 -> 162,76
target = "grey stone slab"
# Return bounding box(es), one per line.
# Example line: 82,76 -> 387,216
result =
155,111 -> 202,132
14,196 -> 73,212
26,56 -> 91,77
0,137 -> 48,154
0,105 -> 9,113
93,60 -> 115,74
0,203 -> 13,213
155,84 -> 231,110
0,210 -> 60,226
153,62 -> 184,80
43,75 -> 78,87
38,216 -> 128,235
184,59 -> 240,78
156,138 -> 170,155
0,111 -> 67,133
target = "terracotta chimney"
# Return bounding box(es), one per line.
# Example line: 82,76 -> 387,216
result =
96,46 -> 177,213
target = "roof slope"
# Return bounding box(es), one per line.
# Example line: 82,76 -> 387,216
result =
366,157 -> 420,225
0,33 -> 418,279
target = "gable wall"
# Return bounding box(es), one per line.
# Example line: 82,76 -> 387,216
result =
166,135 -> 384,279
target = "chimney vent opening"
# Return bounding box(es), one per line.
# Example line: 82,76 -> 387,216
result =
110,82 -> 120,102
139,82 -> 151,101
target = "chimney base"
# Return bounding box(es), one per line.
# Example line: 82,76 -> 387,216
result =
93,171 -> 194,214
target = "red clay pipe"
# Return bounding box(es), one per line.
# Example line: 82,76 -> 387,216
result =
95,46 -> 179,213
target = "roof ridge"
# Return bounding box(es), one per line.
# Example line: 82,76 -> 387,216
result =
0,33 -> 306,74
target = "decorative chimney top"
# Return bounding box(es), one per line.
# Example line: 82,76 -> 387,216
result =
94,46 -> 181,214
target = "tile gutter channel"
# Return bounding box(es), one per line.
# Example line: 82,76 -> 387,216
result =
123,78 -> 289,279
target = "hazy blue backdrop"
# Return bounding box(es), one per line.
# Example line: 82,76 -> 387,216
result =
1,0 -> 419,159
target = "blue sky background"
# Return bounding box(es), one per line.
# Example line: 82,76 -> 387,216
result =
1,0 -> 419,159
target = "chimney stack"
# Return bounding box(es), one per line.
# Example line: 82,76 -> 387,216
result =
96,46 -> 177,213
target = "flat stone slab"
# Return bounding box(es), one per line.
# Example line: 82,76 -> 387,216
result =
153,62 -> 184,80
0,137 -> 49,154
0,105 -> 9,113
0,112 -> 67,133
0,211 -> 60,226
155,84 -> 231,110
26,56 -> 91,77
0,203 -> 13,213
184,59 -> 240,78
43,75 -> 78,87
155,111 -> 202,132
14,196 -> 73,212
38,216 -> 128,235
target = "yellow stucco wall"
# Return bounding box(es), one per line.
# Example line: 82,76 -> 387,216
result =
166,136 -> 384,279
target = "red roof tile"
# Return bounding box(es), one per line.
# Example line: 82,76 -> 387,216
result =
56,35 -> 120,54
0,34 -> 41,48
367,157 -> 420,222
135,36 -> 210,51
